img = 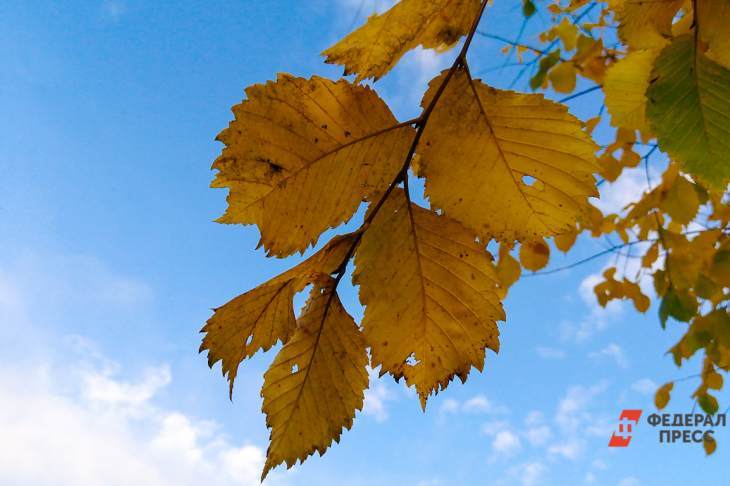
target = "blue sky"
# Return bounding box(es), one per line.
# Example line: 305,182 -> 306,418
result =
0,1 -> 725,485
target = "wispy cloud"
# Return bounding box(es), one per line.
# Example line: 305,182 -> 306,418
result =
440,394 -> 509,416
101,0 -> 127,22
631,378 -> 658,395
588,343 -> 629,369
362,368 -> 397,422
536,346 -> 566,359
0,347 -> 282,486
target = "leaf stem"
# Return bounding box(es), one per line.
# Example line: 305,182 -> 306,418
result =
326,0 -> 492,296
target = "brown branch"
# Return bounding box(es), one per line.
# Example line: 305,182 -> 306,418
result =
322,0 -> 492,314
523,229 -> 726,277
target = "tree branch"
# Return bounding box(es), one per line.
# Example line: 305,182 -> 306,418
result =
324,0 -> 492,308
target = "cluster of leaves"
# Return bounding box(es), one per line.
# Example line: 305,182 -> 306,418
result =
493,0 -> 730,455
200,0 -> 729,477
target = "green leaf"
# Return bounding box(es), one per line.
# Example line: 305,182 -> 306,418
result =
658,288 -> 697,327
522,0 -> 536,18
646,35 -> 730,190
530,50 -> 561,91
698,393 -> 719,415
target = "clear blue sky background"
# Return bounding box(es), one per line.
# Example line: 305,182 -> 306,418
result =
0,1 -> 725,485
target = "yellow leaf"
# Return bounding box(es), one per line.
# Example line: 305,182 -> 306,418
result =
549,62 -> 577,93
585,116 -> 601,134
704,433 -> 717,455
213,74 -> 414,257
604,49 -> 659,131
353,189 -> 504,408
598,153 -> 623,182
418,70 -> 599,242
496,244 -> 522,297
554,17 -> 579,51
706,371 -> 724,390
698,0 -> 730,69
617,0 -> 684,49
322,0 -> 481,82
660,175 -> 700,225
655,381 -> 674,409
520,239 -> 550,271
642,242 -> 659,268
261,281 -> 368,479
623,280 -> 651,312
554,230 -> 578,253
201,233 -> 356,396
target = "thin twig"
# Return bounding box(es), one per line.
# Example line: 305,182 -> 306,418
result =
323,0 -> 492,316
559,85 -> 602,103
523,229 -> 724,277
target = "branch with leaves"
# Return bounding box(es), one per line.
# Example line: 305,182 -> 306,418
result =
200,0 -> 730,477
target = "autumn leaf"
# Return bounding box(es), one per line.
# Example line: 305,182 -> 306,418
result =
646,35 -> 730,189
322,0 -> 481,82
704,433 -> 718,455
548,62 -> 577,93
697,0 -> 730,69
655,382 -> 673,409
261,280 -> 368,479
417,69 -> 599,243
353,189 -> 504,408
603,49 -> 659,131
496,243 -> 522,297
519,239 -> 550,271
554,230 -> 578,253
200,233 -> 357,396
617,0 -> 683,49
213,74 -> 414,256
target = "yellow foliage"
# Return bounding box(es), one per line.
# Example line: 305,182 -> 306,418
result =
204,0 -> 730,475
603,49 -> 659,131
549,62 -> 577,93
322,0 -> 481,82
655,382 -> 673,409
496,243 -> 522,297
418,70 -> 598,242
519,239 -> 551,271
353,189 -> 503,408
261,281 -> 368,479
201,233 -> 357,396
213,74 -> 414,257
617,0 -> 683,49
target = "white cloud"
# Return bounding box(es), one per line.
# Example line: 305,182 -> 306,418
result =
363,368 -> 396,422
492,430 -> 522,456
506,461 -> 546,486
555,382 -> 608,434
0,347 -> 282,486
560,274 -> 625,342
101,0 -> 127,21
592,166 -> 656,216
536,346 -> 566,359
588,343 -> 629,369
631,378 -> 658,395
525,425 -> 552,447
524,410 -> 544,426
585,472 -> 597,483
547,438 -> 584,460
618,477 -> 640,486
440,394 -> 508,416
481,420 -> 510,436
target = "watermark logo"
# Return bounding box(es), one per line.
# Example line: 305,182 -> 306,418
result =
608,409 -> 642,447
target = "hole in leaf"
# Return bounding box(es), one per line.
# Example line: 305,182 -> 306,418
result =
291,364 -> 299,373
522,175 -> 536,186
